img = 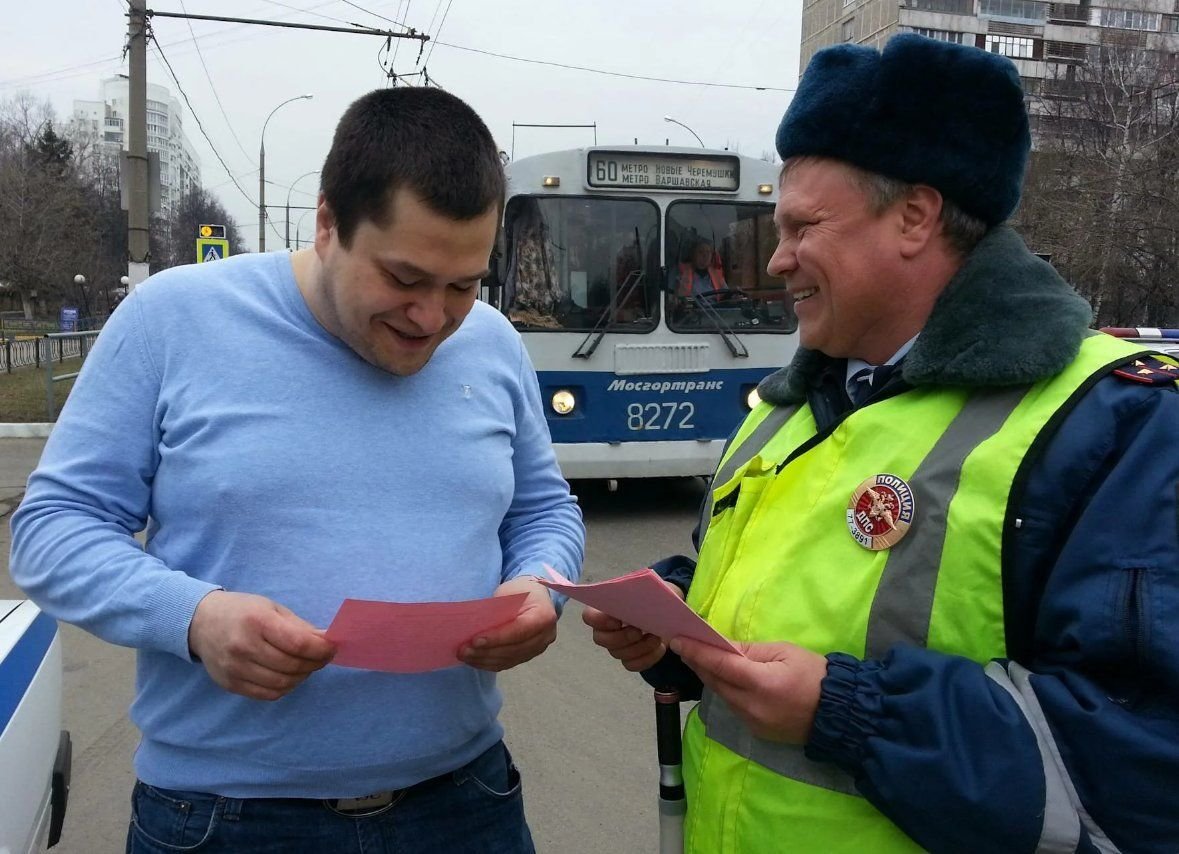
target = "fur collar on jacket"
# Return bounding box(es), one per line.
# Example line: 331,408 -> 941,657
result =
757,226 -> 1094,406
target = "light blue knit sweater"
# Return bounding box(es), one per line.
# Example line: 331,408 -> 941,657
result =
10,251 -> 584,797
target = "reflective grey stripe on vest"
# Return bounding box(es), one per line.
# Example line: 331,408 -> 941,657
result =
985,662 -> 1122,854
697,387 -> 1033,793
864,385 -> 1031,659
697,689 -> 860,797
698,404 -> 800,545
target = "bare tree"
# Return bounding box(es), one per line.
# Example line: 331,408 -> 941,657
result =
1017,43 -> 1179,326
0,93 -> 248,324
0,94 -> 99,319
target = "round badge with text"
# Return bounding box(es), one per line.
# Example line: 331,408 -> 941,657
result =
846,474 -> 915,550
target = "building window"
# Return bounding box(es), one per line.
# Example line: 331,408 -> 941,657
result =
909,27 -> 966,42
1099,8 -> 1160,30
980,0 -> 1048,19
842,18 -> 856,40
985,33 -> 1036,56
1044,39 -> 1089,59
905,0 -> 975,13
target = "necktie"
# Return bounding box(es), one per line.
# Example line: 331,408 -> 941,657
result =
849,363 -> 896,406
849,367 -> 874,406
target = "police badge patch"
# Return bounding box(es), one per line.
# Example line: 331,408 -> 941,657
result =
847,474 -> 916,550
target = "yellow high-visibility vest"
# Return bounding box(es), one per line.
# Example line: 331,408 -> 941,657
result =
682,333 -> 1159,853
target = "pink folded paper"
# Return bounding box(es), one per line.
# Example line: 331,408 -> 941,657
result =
324,594 -> 528,673
539,566 -> 741,654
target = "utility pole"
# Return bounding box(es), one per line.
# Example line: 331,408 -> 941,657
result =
127,0 -> 150,289
258,143 -> 265,253
139,9 -> 427,256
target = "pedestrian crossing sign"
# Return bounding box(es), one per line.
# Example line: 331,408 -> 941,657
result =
196,237 -> 230,263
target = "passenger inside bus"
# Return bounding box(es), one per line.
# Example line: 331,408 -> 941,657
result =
504,197 -> 564,328
673,237 -> 728,299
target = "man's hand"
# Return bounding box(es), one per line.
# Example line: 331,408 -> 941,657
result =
188,590 -> 336,701
582,580 -> 685,672
459,576 -> 558,672
671,637 -> 828,744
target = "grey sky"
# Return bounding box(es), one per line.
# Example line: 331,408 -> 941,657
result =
1,0 -> 801,253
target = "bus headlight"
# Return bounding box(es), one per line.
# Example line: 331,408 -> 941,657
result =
745,387 -> 761,410
551,390 -> 576,415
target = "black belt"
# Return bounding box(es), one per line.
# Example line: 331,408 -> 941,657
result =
321,768 -> 455,817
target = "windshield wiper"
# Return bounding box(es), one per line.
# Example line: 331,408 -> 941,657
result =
693,296 -> 749,357
572,268 -> 646,359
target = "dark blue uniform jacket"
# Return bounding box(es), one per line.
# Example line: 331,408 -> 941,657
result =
643,228 -> 1179,853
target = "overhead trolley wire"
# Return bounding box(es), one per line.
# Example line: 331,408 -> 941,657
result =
178,0 -> 253,163
151,36 -> 286,243
420,0 -> 453,67
428,41 -> 793,92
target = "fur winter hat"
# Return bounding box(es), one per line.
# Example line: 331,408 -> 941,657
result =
775,34 -> 1031,227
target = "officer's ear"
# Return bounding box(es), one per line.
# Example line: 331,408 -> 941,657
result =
896,185 -> 943,259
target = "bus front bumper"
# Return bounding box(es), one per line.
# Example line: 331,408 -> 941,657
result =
555,439 -> 726,481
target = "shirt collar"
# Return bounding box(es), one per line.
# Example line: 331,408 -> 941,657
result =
845,334 -> 919,395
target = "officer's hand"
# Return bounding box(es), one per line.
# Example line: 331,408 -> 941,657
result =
459,576 -> 557,672
671,637 -> 827,744
582,580 -> 685,672
188,590 -> 336,701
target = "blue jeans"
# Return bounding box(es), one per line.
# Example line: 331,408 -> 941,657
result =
126,741 -> 534,853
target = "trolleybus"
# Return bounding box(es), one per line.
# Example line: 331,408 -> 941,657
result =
485,145 -> 797,481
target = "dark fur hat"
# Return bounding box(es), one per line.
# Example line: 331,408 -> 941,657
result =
775,34 -> 1031,226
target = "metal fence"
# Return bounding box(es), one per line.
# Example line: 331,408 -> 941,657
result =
0,336 -> 85,373
40,332 -> 101,420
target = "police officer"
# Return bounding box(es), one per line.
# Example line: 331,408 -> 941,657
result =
585,34 -> 1179,852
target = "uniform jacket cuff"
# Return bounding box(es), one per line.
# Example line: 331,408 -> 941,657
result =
805,652 -> 883,774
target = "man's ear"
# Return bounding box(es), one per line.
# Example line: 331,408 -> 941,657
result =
314,193 -> 336,255
896,186 -> 944,258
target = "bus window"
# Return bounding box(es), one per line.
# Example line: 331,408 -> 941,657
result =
666,201 -> 796,334
501,195 -> 660,332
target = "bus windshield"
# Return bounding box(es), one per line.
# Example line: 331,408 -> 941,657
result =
500,195 -> 660,332
666,201 -> 796,334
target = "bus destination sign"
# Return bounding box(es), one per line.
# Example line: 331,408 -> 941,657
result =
586,150 -> 740,192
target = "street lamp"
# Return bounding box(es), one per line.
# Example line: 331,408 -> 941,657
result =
72,274 -> 92,320
294,209 -> 314,250
663,115 -> 705,148
259,93 -> 313,252
286,170 -> 320,250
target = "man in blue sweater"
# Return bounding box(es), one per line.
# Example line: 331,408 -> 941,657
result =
10,87 -> 584,853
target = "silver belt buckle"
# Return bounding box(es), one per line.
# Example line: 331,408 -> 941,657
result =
326,791 -> 397,816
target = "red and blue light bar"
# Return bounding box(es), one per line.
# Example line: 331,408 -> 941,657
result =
1100,327 -> 1179,340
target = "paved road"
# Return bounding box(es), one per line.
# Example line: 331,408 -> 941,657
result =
1,438 -> 704,853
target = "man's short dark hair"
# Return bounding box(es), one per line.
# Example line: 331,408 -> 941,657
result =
321,88 -> 505,246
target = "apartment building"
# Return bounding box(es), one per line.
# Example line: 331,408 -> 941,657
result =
72,76 -> 201,222
800,0 -> 1179,134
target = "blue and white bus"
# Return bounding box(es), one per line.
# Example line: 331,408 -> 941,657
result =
485,145 -> 797,481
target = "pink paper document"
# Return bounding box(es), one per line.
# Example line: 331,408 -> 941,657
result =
540,567 -> 741,654
325,594 -> 528,673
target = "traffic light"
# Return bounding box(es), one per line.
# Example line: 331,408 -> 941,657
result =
198,223 -> 226,239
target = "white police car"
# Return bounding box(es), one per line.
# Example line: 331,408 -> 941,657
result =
0,600 -> 70,852
1101,327 -> 1179,358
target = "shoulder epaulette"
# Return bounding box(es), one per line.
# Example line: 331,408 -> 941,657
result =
1112,356 -> 1179,386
